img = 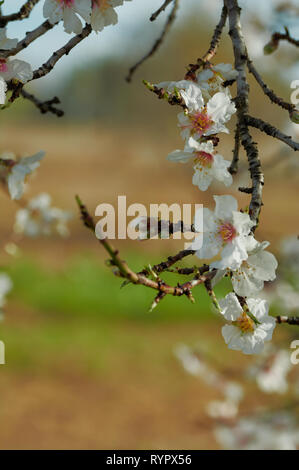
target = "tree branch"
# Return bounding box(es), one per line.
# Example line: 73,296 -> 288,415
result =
247,58 -> 295,115
150,0 -> 174,21
32,24 -> 92,81
245,115 -> 299,151
225,0 -> 264,226
75,196 -> 215,304
126,0 -> 179,82
185,5 -> 227,80
0,21 -> 55,59
0,0 -> 41,27
21,89 -> 64,117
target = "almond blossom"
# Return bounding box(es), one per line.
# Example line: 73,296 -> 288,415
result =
0,151 -> 45,200
14,193 -> 72,237
196,63 -> 238,96
191,195 -> 254,270
168,137 -> 232,191
0,28 -> 18,50
178,85 -> 236,141
0,29 -> 32,104
91,0 -> 131,32
255,350 -> 291,394
230,239 -> 278,297
219,293 -> 276,355
43,0 -> 91,34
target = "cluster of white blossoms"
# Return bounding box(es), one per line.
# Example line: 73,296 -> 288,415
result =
43,0 -> 131,34
0,150 -> 72,238
157,64 -> 278,355
14,193 -> 72,238
176,344 -> 299,449
0,151 -> 45,200
0,29 -> 33,105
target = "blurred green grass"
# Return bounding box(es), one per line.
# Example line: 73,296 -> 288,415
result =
4,253 -> 232,322
0,253 -> 232,375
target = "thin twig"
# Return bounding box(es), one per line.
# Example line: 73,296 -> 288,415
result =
32,24 -> 92,81
150,0 -> 174,21
126,0 -> 179,82
245,115 -> 299,151
21,89 -> 64,117
247,59 -> 295,114
0,21 -> 55,59
76,196 -> 214,300
276,315 -> 299,325
271,28 -> 299,49
0,0 -> 40,27
185,5 -> 227,80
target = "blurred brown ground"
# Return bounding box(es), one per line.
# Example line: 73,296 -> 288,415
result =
0,122 -> 297,449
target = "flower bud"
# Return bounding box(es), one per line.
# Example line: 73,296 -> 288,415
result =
290,109 -> 299,124
263,41 -> 278,55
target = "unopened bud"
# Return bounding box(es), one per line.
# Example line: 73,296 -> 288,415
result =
290,109 -> 299,124
263,41 -> 278,55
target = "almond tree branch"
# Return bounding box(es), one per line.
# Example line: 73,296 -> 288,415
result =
185,5 -> 227,80
245,115 -> 299,151
270,28 -> 299,49
276,315 -> 299,325
32,24 -> 92,81
247,58 -> 295,114
150,0 -> 174,21
126,0 -> 179,82
21,89 -> 64,117
0,0 -> 41,27
75,196 -> 215,305
0,21 -> 55,59
225,0 -> 264,226
229,124 -> 240,174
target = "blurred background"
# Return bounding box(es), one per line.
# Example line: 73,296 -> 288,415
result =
0,0 -> 298,449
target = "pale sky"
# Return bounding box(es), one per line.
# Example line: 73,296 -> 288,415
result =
3,0 -> 299,87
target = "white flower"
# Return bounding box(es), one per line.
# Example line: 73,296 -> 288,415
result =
230,239 -> 278,297
91,0 -> 128,32
167,138 -> 232,191
43,0 -> 91,34
14,193 -> 72,238
0,28 -> 18,50
0,274 -> 12,309
197,63 -> 238,96
178,85 -> 236,141
219,293 -> 276,355
156,79 -> 198,95
0,151 -> 45,200
191,195 -> 254,270
0,58 -> 33,83
256,350 -> 291,394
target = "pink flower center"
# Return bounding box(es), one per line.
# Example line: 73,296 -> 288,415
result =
188,108 -> 214,136
0,59 -> 8,73
218,222 -> 236,243
58,0 -> 75,7
194,150 -> 214,168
